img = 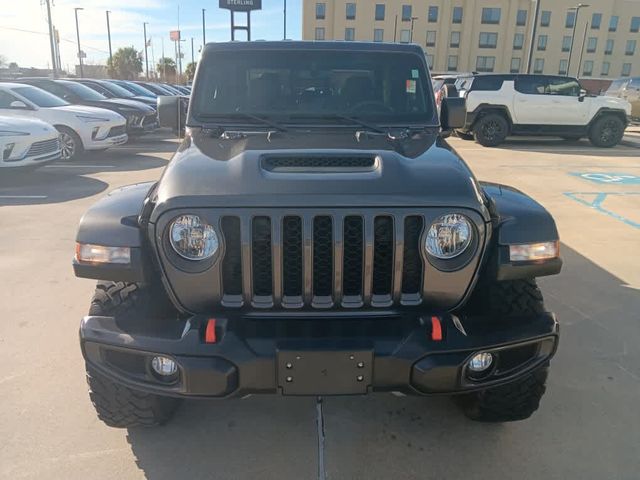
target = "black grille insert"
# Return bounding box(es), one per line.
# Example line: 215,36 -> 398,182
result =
221,217 -> 242,296
313,216 -> 333,297
372,216 -> 394,295
282,216 -> 303,297
262,155 -> 376,172
342,216 -> 364,297
401,216 -> 424,294
252,217 -> 273,296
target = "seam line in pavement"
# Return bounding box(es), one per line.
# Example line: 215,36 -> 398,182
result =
316,396 -> 326,480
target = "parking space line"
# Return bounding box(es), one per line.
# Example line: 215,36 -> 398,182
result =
0,195 -> 48,199
44,165 -> 115,168
564,192 -> 640,229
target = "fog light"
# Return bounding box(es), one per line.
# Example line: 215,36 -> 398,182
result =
151,356 -> 178,376
468,352 -> 494,372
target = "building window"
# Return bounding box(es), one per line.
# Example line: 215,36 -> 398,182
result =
591,13 -> 601,29
375,4 -> 385,21
426,30 -> 437,47
402,5 -> 412,21
346,3 -> 356,20
447,55 -> 458,71
562,35 -> 572,52
315,27 -> 325,40
516,9 -> 527,26
479,32 -> 498,48
609,16 -> 619,32
345,28 -> 355,41
632,17 -> 640,33
400,29 -> 411,43
601,61 -> 610,76
452,6 -> 463,24
566,11 -> 576,28
510,57 -> 521,73
537,35 -> 548,51
587,37 -> 597,53
583,60 -> 593,76
626,40 -> 637,55
534,58 -> 544,73
540,11 -> 551,27
481,8 -> 501,24
426,54 -> 434,69
513,33 -> 524,50
559,59 -> 568,75
605,39 -> 614,55
428,6 -> 438,23
374,28 -> 384,42
622,63 -> 632,77
476,56 -> 496,72
450,31 -> 460,48
315,3 -> 326,20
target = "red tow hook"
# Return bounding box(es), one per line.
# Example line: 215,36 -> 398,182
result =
430,316 -> 443,341
205,318 -> 217,344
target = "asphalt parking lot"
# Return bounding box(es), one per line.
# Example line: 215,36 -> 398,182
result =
1,132 -> 639,480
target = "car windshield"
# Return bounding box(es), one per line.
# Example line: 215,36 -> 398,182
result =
192,49 -> 436,125
60,81 -> 107,101
103,81 -> 136,97
606,79 -> 628,94
12,85 -> 69,107
118,81 -> 156,97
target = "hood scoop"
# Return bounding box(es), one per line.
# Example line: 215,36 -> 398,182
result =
261,154 -> 378,173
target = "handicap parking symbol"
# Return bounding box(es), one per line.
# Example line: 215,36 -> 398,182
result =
572,172 -> 640,185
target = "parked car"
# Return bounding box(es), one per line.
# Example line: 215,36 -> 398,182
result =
71,79 -> 157,108
107,80 -> 157,100
74,41 -> 562,428
0,83 -> 127,160
455,74 -> 631,147
17,78 -> 158,136
0,115 -> 61,169
170,84 -> 191,95
133,81 -> 178,96
605,77 -> 640,121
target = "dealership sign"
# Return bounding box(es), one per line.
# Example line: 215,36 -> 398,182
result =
219,0 -> 262,11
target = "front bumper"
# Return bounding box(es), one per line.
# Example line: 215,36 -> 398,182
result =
80,310 -> 558,398
85,133 -> 128,150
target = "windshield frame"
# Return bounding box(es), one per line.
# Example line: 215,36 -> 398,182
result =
189,48 -> 438,128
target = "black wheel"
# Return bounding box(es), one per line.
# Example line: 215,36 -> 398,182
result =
588,115 -> 625,147
458,279 -> 549,422
455,130 -> 474,141
55,126 -> 84,161
84,281 -> 181,428
473,113 -> 509,147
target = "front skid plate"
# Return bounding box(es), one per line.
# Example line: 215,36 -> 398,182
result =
277,350 -> 373,395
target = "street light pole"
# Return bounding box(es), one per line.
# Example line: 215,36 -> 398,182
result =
410,16 -> 418,43
567,3 -> 590,76
191,37 -> 194,64
74,7 -> 84,77
576,21 -> 589,78
202,9 -> 206,45
106,11 -> 113,68
526,0 -> 541,73
45,0 -> 57,77
143,22 -> 149,80
283,0 -> 287,39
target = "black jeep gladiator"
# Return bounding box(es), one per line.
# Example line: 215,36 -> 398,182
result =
73,42 -> 562,428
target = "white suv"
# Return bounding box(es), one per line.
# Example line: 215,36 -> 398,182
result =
0,116 -> 61,169
455,74 -> 631,147
0,83 -> 127,160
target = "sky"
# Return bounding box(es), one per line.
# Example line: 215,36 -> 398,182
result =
0,0 -> 302,70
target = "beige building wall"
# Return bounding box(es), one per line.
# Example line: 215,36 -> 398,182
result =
302,0 -> 640,78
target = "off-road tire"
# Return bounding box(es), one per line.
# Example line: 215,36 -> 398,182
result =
459,279 -> 548,422
473,113 -> 509,147
455,130 -> 475,141
588,115 -> 625,147
84,281 -> 181,428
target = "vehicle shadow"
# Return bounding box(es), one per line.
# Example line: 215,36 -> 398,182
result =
489,137 -> 640,156
124,244 -> 640,480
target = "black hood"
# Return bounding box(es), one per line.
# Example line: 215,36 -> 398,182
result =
82,98 -> 154,114
152,128 -> 489,221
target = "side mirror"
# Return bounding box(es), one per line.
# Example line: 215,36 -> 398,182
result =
9,100 -> 29,110
578,89 -> 587,102
157,95 -> 181,133
440,97 -> 466,130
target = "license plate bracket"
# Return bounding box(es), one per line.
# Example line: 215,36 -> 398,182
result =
277,349 -> 373,395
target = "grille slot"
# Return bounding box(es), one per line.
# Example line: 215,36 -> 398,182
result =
312,216 -> 333,300
401,216 -> 424,295
342,216 -> 364,298
282,216 -> 303,298
221,217 -> 242,299
251,217 -> 273,297
26,138 -> 59,157
262,155 -> 376,172
108,125 -> 126,137
372,216 -> 394,297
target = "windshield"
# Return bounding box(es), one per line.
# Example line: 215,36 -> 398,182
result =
60,81 -> 107,101
192,50 -> 435,125
96,81 -> 132,98
12,86 -> 69,107
117,81 -> 156,97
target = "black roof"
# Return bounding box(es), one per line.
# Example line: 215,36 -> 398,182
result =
202,40 -> 424,55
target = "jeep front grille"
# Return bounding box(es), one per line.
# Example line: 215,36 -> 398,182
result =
219,211 -> 426,309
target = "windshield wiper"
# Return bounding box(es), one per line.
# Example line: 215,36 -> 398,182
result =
199,113 -> 288,132
294,113 -> 387,134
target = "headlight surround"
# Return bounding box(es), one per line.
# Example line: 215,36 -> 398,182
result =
169,215 -> 219,260
425,214 -> 473,259
76,114 -> 110,123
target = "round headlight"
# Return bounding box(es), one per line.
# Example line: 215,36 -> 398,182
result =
169,215 -> 219,260
425,214 -> 472,259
